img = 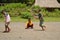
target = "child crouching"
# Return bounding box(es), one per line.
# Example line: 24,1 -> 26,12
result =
25,18 -> 33,29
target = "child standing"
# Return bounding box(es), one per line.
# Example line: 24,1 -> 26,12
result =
1,10 -> 11,32
25,18 -> 33,29
34,10 -> 46,31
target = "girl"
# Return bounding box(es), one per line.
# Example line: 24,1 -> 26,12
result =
2,10 -> 11,32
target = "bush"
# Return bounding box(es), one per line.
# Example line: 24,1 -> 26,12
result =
4,3 -> 26,10
42,8 -> 60,17
0,3 -> 60,18
25,0 -> 35,6
32,5 -> 41,12
21,11 -> 32,19
0,13 -> 3,18
31,6 -> 60,17
0,3 -> 27,17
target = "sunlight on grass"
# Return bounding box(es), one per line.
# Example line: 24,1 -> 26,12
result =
44,17 -> 60,22
0,17 -> 60,22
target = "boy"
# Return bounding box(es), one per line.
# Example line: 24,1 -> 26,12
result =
1,10 -> 11,32
25,18 -> 33,29
34,10 -> 46,31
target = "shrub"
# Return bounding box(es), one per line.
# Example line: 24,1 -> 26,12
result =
21,11 -> 32,19
0,3 -> 27,17
25,0 -> 35,6
32,5 -> 41,12
0,13 -> 3,18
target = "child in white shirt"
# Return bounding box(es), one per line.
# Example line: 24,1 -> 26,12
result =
1,10 -> 11,33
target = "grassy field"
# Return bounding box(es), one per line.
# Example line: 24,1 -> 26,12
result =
44,17 -> 60,22
0,17 -> 60,22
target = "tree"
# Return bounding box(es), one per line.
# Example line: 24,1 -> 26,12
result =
0,0 -> 35,6
0,0 -> 7,3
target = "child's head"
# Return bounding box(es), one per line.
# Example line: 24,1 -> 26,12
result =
28,18 -> 31,22
1,10 -> 6,15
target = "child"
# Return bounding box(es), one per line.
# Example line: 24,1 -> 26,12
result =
34,10 -> 46,31
25,18 -> 33,29
1,10 -> 11,33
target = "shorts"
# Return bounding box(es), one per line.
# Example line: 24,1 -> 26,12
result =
27,23 -> 33,28
27,23 -> 33,27
39,20 -> 44,27
5,22 -> 10,26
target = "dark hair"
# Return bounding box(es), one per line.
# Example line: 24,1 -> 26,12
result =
1,9 -> 9,13
1,10 -> 6,13
28,18 -> 31,20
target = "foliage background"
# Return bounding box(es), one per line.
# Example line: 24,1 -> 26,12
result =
0,0 -> 60,22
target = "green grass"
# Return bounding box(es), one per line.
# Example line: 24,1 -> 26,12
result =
44,17 -> 60,22
0,17 -> 60,22
32,17 -> 60,22
0,18 -> 4,22
11,17 -> 27,22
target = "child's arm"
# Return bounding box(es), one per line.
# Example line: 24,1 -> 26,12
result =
33,14 -> 38,19
28,10 -> 38,19
34,16 -> 38,19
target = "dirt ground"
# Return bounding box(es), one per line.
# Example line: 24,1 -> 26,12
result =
0,22 -> 60,40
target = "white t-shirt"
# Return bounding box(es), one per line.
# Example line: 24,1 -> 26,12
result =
5,13 -> 11,22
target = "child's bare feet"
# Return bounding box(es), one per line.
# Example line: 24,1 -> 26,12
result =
3,31 -> 8,33
43,26 -> 46,30
8,28 -> 11,32
44,26 -> 46,29
41,26 -> 46,31
25,28 -> 28,29
42,29 -> 45,31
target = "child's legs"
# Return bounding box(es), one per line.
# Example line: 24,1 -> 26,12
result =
40,20 -> 44,29
27,23 -> 33,28
7,22 -> 10,29
30,24 -> 33,28
27,23 -> 30,28
5,22 -> 10,31
5,23 -> 7,31
40,21 -> 46,31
